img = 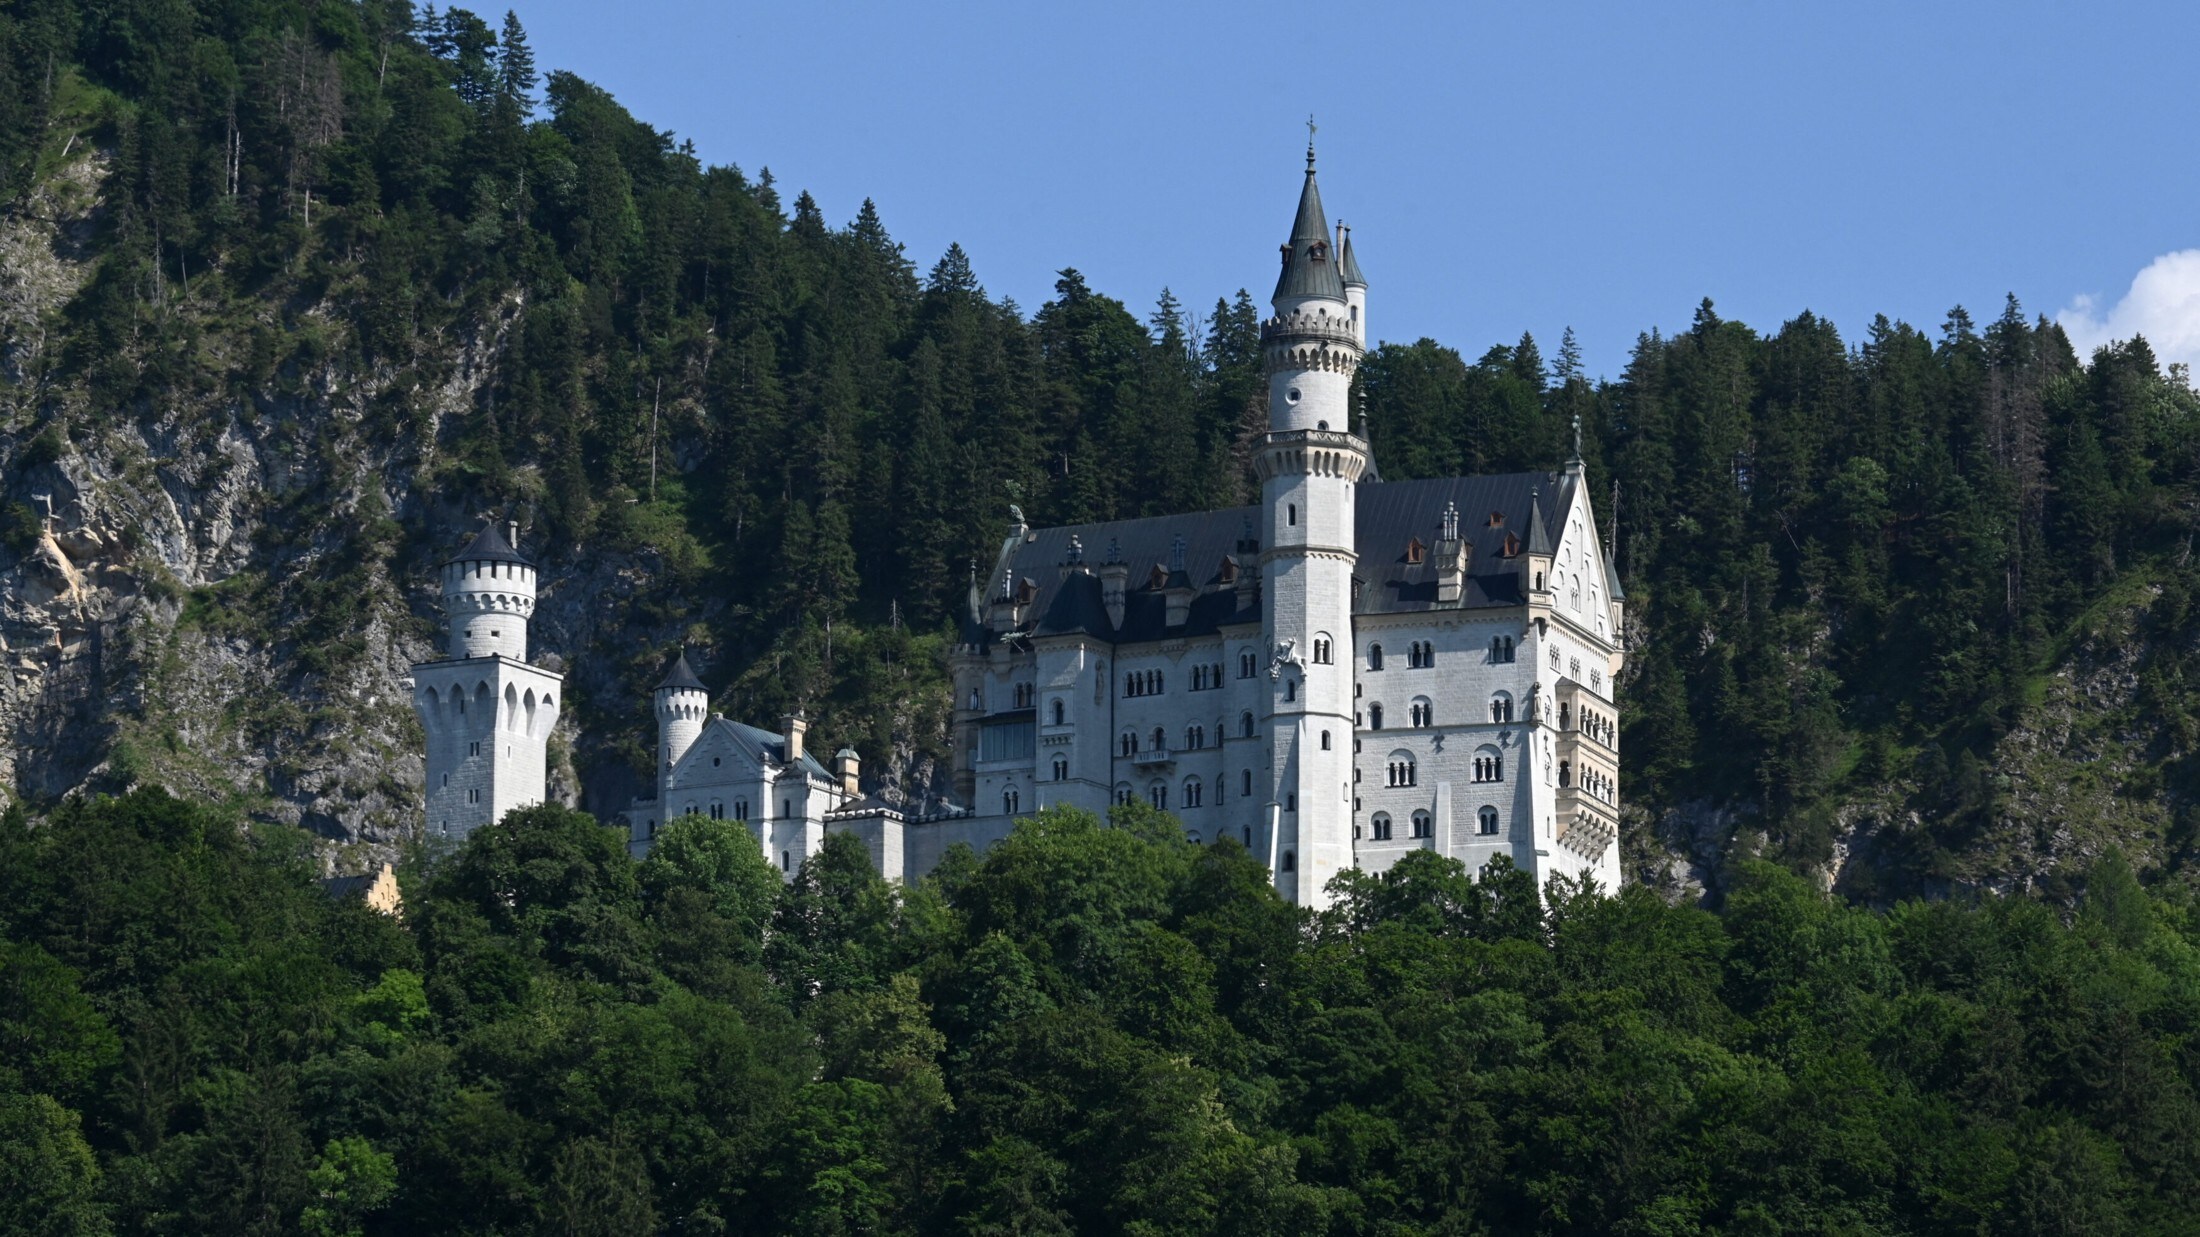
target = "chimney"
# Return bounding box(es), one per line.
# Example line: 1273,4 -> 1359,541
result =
507,520 -> 520,550
782,712 -> 807,765
834,747 -> 861,796
1434,501 -> 1470,605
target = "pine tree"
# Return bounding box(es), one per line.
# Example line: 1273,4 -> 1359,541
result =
495,10 -> 536,119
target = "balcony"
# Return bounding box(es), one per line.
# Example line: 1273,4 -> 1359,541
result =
1130,747 -> 1176,769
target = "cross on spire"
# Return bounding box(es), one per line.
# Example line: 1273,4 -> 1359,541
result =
1305,114 -> 1317,168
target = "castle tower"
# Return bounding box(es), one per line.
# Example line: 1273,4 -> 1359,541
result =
653,651 -> 708,798
412,523 -> 564,841
1258,142 -> 1370,906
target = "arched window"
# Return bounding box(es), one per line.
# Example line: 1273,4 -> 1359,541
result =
1152,726 -> 1166,752
1320,730 -> 1331,750
1411,810 -> 1432,839
1281,850 -> 1296,871
1115,783 -> 1133,806
1243,825 -> 1253,847
1053,755 -> 1069,781
1013,682 -> 1034,708
1478,806 -> 1500,835
1120,731 -> 1138,757
1369,703 -> 1384,730
1473,747 -> 1504,783
1240,650 -> 1256,678
1284,679 -> 1296,702
1490,692 -> 1514,724
1004,787 -> 1020,815
1183,778 -> 1202,808
1187,725 -> 1205,750
1368,643 -> 1384,671
1213,776 -> 1225,804
735,799 -> 749,821
1371,812 -> 1393,841
1241,712 -> 1255,738
1150,782 -> 1169,809
1386,752 -> 1417,787
1559,701 -> 1571,730
1052,699 -> 1065,725
1558,760 -> 1571,787
1313,635 -> 1332,664
1242,769 -> 1253,797
1410,697 -> 1433,728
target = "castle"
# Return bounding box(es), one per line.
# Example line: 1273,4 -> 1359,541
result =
413,148 -> 1625,906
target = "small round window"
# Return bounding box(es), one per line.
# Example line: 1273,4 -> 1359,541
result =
1286,387 -> 1302,404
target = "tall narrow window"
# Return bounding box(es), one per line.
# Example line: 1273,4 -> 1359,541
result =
1478,806 -> 1499,835
1004,788 -> 1020,814
1287,504 -> 1297,526
1411,810 -> 1432,838
1368,643 -> 1384,671
1241,712 -> 1255,738
1053,756 -> 1069,781
1242,769 -> 1253,796
1052,699 -> 1065,725
1369,703 -> 1384,730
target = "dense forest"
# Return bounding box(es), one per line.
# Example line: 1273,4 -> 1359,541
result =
2,0 -> 2200,1227
7,791 -> 2200,1233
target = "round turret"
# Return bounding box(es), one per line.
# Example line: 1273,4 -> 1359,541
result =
653,651 -> 708,778
443,523 -> 537,660
1266,151 -> 1363,435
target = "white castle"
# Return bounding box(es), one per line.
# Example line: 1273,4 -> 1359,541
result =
418,149 -> 1626,906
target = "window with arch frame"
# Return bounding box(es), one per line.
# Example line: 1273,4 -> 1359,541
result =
1367,642 -> 1384,671
1240,650 -> 1257,678
1003,787 -> 1020,815
1370,812 -> 1393,841
1478,805 -> 1500,835
1182,778 -> 1202,808
1241,712 -> 1255,738
1052,755 -> 1068,781
1149,782 -> 1169,810
1411,810 -> 1432,838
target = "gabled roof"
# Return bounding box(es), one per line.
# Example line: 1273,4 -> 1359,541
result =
447,523 -> 531,568
654,651 -> 705,692
682,716 -> 832,779
965,471 -> 1562,651
1273,157 -> 1347,303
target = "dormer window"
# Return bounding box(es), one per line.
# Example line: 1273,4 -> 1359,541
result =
1503,532 -> 1521,557
1404,538 -> 1426,565
1309,240 -> 1329,261
1487,511 -> 1505,528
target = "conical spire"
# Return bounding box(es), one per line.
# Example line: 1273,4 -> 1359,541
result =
1524,488 -> 1556,557
654,650 -> 705,693
446,521 -> 532,568
1273,141 -> 1346,304
1338,222 -> 1366,288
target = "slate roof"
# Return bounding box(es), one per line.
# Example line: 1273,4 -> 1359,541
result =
319,873 -> 380,899
447,523 -> 532,568
695,716 -> 831,778
654,651 -> 706,692
972,471 -> 1561,649
1273,159 -> 1347,303
1339,228 -> 1366,287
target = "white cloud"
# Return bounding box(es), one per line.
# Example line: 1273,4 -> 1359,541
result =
2058,249 -> 2200,372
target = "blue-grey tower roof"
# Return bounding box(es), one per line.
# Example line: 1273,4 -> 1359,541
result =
654,651 -> 705,692
1339,226 -> 1366,288
446,522 -> 531,568
1524,490 -> 1556,556
1273,147 -> 1347,303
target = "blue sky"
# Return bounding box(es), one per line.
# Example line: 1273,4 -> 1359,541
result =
509,1 -> 2200,379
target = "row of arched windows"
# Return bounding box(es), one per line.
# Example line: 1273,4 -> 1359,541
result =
680,798 -> 753,821
1473,754 -> 1504,783
1188,663 -> 1226,690
1012,682 -> 1035,708
1125,670 -> 1164,697
1361,807 -> 1504,841
1489,636 -> 1515,663
1386,756 -> 1418,787
1405,640 -> 1435,668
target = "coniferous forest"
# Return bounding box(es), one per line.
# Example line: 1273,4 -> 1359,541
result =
2,1 -> 2200,1232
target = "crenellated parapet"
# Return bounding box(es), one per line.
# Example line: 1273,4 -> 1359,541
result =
1261,308 -> 1363,375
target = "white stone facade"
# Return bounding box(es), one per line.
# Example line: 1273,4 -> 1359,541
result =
612,155 -> 1626,906
412,525 -> 562,841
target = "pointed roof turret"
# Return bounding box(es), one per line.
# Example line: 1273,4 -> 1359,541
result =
1338,222 -> 1366,288
446,521 -> 532,568
1273,140 -> 1347,303
1604,548 -> 1626,601
1524,488 -> 1556,557
654,651 -> 705,693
